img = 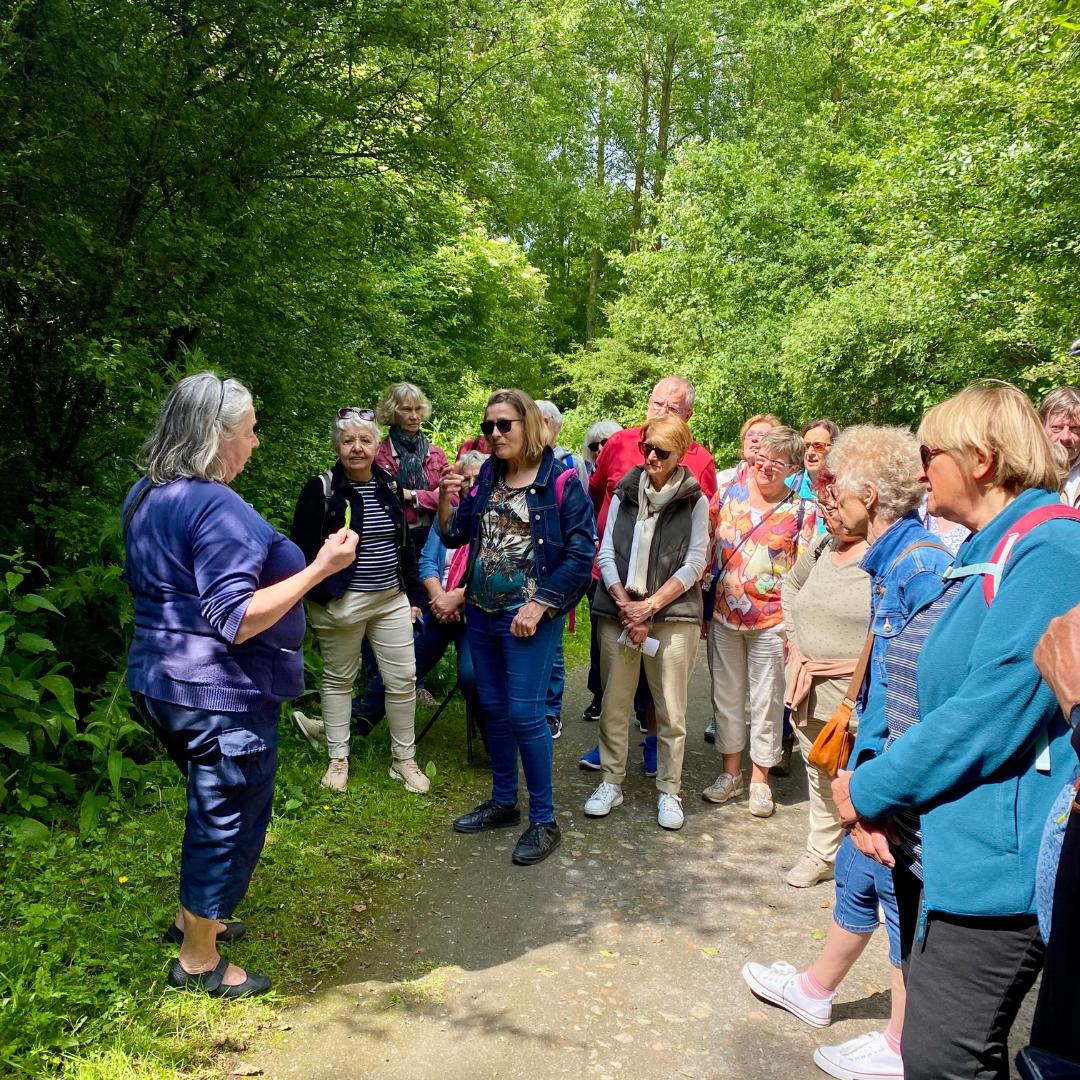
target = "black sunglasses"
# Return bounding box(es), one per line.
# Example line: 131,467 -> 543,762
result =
919,444 -> 944,470
638,440 -> 672,461
338,407 -> 375,421
588,437 -> 610,454
480,417 -> 523,437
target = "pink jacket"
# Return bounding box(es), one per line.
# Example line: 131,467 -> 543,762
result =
374,438 -> 450,526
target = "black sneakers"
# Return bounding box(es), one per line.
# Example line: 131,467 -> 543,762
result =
511,821 -> 562,866
581,699 -> 602,722
452,799 -> 521,834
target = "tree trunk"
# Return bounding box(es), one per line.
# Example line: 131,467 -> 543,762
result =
585,74 -> 608,346
630,53 -> 651,248
653,38 -> 677,210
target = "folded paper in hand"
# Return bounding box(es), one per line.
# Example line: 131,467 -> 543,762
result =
617,628 -> 660,657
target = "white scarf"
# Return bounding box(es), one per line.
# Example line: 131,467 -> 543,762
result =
624,468 -> 683,595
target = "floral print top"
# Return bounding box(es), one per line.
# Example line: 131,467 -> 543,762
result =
710,478 -> 817,631
467,481 -> 537,612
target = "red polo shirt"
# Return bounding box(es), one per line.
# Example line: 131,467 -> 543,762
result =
587,425 -> 718,580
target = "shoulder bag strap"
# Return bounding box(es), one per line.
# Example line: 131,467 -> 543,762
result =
839,628 -> 876,711
715,488 -> 796,579
121,478 -> 154,540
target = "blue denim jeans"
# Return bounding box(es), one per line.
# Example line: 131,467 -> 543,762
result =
133,692 -> 278,920
832,833 -> 902,967
545,624 -> 566,721
466,603 -> 560,824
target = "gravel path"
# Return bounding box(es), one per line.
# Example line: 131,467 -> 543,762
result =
253,643 -> 897,1080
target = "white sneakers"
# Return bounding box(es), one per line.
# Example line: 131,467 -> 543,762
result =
814,1031 -> 903,1080
320,757 -> 349,792
584,782 -> 624,816
740,960 -> 835,1027
389,758 -> 431,794
657,793 -> 684,830
292,709 -> 326,749
787,853 -> 835,888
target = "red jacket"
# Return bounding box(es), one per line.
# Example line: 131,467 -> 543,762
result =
374,437 -> 450,526
588,425 -> 718,580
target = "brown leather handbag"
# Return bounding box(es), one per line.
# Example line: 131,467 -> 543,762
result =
807,630 -> 873,779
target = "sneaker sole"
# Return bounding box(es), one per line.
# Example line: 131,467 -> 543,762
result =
749,802 -> 775,818
584,793 -> 623,817
811,1047 -> 900,1080
579,759 -> 602,771
740,964 -> 832,1028
388,766 -> 429,795
657,814 -> 684,830
292,712 -> 326,750
786,869 -> 835,888
702,787 -> 744,804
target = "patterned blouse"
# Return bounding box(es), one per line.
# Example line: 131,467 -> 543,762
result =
467,481 -> 538,613
710,478 -> 816,631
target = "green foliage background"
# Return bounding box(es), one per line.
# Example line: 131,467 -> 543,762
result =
1,0 -> 1080,1073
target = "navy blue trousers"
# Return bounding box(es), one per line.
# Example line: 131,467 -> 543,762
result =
134,693 -> 278,920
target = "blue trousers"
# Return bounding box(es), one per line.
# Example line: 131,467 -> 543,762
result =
358,614 -> 481,720
134,693 -> 277,920
466,604 -> 560,824
545,628 -> 566,721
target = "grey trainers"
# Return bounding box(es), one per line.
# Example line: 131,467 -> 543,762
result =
390,758 -> 431,794
702,771 -> 744,804
292,709 -> 326,749
320,757 -> 349,792
786,854 -> 834,888
749,782 -> 775,818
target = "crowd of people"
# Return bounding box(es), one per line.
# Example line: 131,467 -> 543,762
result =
121,363 -> 1080,1080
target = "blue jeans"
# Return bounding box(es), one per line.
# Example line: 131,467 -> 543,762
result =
832,833 -> 902,967
545,624 -> 566,721
133,692 -> 278,920
466,603 -> 560,824
358,614 -> 480,720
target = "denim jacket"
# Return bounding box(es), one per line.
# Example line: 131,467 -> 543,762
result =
851,513 -> 954,765
440,447 -> 597,618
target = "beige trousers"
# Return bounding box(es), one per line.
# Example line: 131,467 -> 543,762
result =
795,711 -> 860,865
708,622 -> 785,769
307,587 -> 416,761
597,617 -> 699,795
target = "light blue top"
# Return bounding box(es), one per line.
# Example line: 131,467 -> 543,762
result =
849,488 -> 1080,918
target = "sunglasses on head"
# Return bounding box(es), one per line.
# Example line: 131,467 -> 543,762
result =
338,407 -> 375,421
805,440 -> 831,454
480,417 -> 523,437
588,437 -> 610,454
919,444 -> 944,470
638,440 -> 672,461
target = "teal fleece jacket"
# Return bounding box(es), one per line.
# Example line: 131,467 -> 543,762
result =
849,488 -> 1080,918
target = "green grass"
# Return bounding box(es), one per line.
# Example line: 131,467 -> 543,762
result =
0,618 -> 590,1079
0,696 -> 482,1079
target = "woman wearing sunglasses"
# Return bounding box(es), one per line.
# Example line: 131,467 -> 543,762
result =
290,408 -> 430,796
583,415 -> 708,830
438,389 -> 596,865
833,384 -> 1080,1080
791,418 -> 840,535
703,426 -> 816,818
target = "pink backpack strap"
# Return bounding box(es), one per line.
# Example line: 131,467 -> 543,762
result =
982,505 -> 1080,603
555,466 -> 574,508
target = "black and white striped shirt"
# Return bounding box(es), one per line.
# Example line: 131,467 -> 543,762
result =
348,481 -> 400,593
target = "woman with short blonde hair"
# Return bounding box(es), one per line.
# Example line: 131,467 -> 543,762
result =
834,380 -> 1080,1079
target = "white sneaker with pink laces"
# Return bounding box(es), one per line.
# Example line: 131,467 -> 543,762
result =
813,1030 -> 903,1080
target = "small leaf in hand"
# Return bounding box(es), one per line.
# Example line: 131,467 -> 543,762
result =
344,502 -> 352,531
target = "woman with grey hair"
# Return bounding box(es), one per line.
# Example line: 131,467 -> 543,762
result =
583,420 -> 622,476
373,381 -> 450,558
290,408 -> 430,796
535,399 -> 590,491
122,372 -> 358,998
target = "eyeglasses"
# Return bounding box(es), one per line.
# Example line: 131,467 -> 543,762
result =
480,417 -> 523,437
588,437 -> 610,454
638,440 -> 672,461
338,407 -> 375,422
919,445 -> 945,471
756,456 -> 791,473
805,441 -> 832,454
648,398 -> 684,416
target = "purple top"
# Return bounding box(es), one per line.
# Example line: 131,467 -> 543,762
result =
122,477 -> 307,712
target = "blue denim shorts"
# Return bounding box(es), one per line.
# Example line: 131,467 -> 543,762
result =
832,834 -> 903,968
